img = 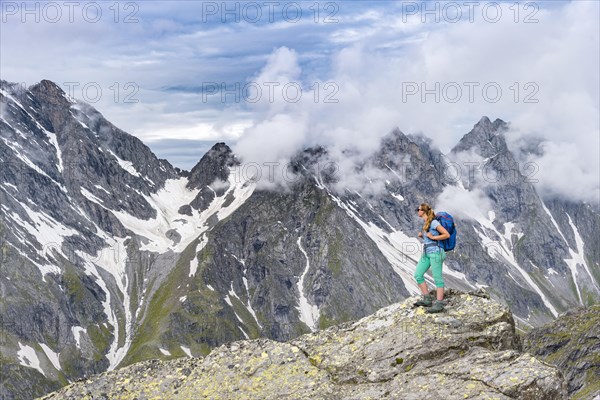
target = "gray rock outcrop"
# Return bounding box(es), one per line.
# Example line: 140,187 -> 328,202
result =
523,305 -> 600,399
40,291 -> 567,400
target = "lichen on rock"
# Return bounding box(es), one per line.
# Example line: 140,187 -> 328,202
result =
39,290 -> 568,399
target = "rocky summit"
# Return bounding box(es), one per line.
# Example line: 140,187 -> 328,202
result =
40,290 -> 567,400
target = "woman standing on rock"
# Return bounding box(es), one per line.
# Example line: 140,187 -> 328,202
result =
413,203 -> 450,313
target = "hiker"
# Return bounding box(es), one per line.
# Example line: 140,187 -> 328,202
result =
413,203 -> 450,313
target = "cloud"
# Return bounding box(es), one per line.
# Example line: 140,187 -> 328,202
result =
235,113 -> 307,168
1,1 -> 597,203
0,2 -> 351,152
246,46 -> 303,117
232,1 -> 599,201
445,149 -> 492,190
510,139 -> 600,204
435,185 -> 494,222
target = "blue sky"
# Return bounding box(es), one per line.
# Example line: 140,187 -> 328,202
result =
1,1 -> 598,201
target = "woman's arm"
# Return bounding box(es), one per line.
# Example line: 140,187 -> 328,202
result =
427,225 -> 450,240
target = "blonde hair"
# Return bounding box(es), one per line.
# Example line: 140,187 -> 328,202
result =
420,203 -> 436,231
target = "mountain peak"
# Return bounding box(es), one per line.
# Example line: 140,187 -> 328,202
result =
475,115 -> 494,130
33,79 -> 63,91
29,79 -> 72,108
451,116 -> 509,157
186,142 -> 237,190
472,116 -> 508,135
492,118 -> 508,130
210,142 -> 232,153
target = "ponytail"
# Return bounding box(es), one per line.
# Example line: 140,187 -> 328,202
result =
420,203 -> 436,231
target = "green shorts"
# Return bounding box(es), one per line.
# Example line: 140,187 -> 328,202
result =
414,249 -> 446,288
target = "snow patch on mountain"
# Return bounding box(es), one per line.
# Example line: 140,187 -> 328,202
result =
17,342 -> 45,377
474,219 -> 559,318
232,254 -> 262,329
384,164 -> 403,182
225,284 -> 250,338
107,149 -> 141,178
181,346 -> 193,358
110,167 -> 255,254
189,236 -> 207,277
109,178 -> 199,252
45,132 -> 64,173
80,187 -> 105,205
159,348 -> 171,356
4,202 -> 79,279
39,343 -> 62,372
391,193 -> 404,202
3,240 -> 60,280
296,237 -> 320,332
1,137 -> 47,177
0,135 -> 68,193
75,232 -> 132,371
71,326 -> 86,349
542,203 -> 569,245
564,214 -> 600,302
1,181 -> 18,192
325,191 -> 423,293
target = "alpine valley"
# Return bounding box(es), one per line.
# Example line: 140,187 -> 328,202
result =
1,80 -> 598,399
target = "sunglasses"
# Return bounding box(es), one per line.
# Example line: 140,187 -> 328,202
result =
416,208 -> 423,212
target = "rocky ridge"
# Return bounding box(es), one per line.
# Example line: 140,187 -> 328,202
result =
40,291 -> 567,400
523,305 -> 600,400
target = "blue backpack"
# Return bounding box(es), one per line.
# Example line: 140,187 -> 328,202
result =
435,212 -> 456,251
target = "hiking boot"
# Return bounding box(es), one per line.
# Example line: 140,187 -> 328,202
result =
426,300 -> 445,313
413,294 -> 432,307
